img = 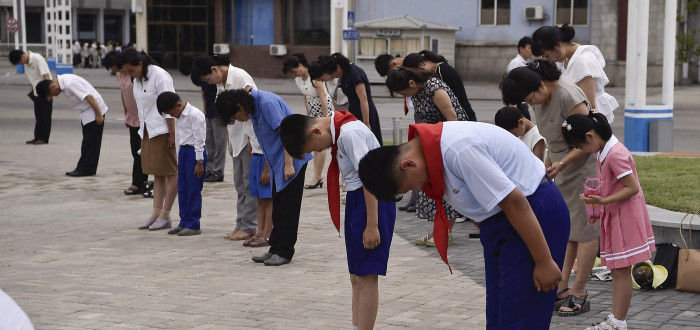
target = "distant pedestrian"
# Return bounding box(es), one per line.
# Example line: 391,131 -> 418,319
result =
215,88 -> 311,266
8,50 -> 53,145
72,40 -> 82,67
102,50 -> 149,196
156,91 -> 207,236
117,48 -> 179,231
506,36 -> 533,73
282,53 -> 334,190
194,54 -> 258,241
562,112 -> 655,330
373,53 -> 403,77
532,24 -> 618,123
310,53 -> 383,145
35,74 -> 108,176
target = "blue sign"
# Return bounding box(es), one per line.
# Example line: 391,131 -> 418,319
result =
348,11 -> 355,28
343,29 -> 360,41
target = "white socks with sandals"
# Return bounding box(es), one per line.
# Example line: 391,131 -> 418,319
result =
587,314 -> 627,330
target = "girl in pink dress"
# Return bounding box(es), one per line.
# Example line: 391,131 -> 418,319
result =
561,112 -> 655,330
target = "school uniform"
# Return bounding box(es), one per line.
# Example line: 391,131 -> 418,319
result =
175,103 -> 207,230
245,121 -> 271,199
413,121 -> 569,330
132,65 -> 177,176
218,64 -> 258,233
328,111 -> 396,276
25,51 -> 53,142
57,74 -> 109,175
249,88 -> 312,261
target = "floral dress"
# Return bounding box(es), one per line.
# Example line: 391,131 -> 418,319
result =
412,77 -> 467,220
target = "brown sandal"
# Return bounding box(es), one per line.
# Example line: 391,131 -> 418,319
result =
248,236 -> 269,247
242,235 -> 259,247
229,231 -> 253,241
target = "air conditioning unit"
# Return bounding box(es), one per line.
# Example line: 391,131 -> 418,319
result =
269,44 -> 287,56
524,5 -> 544,20
213,43 -> 230,55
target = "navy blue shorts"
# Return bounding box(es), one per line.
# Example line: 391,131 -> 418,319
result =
249,154 -> 272,199
344,188 -> 396,276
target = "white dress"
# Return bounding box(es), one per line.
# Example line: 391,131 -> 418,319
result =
559,45 -> 619,123
295,76 -> 334,117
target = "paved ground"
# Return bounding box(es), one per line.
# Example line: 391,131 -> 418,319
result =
1,64 -> 700,329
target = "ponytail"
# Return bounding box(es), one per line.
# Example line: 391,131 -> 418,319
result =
282,53 -> 309,74
561,111 -> 612,147
500,59 -> 560,105
531,23 -> 577,56
309,53 -> 351,80
116,48 -> 155,81
385,67 -> 437,93
403,50 -> 448,68
418,50 -> 447,63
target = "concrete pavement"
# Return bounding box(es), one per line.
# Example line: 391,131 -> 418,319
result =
1,63 -> 699,329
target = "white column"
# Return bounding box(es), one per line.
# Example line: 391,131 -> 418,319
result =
662,0 -> 677,106
19,0 -> 26,51
123,9 -> 130,44
97,8 -> 104,43
624,0 -> 638,108
330,0 -> 348,55
134,3 -> 147,51
12,0 -> 19,49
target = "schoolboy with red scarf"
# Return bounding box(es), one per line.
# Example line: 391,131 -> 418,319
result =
358,121 -> 570,329
279,111 -> 396,330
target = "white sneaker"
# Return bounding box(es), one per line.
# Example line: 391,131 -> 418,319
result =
585,316 -> 627,330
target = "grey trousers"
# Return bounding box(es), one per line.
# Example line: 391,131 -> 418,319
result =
206,118 -> 228,176
232,149 -> 258,233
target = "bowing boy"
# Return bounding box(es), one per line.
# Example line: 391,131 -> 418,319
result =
156,91 -> 207,236
35,74 -> 108,176
358,121 -> 570,329
279,111 -> 395,330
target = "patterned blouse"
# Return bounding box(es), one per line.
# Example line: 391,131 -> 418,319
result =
411,77 -> 468,124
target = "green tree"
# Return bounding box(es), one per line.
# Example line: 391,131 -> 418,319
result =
677,0 -> 700,62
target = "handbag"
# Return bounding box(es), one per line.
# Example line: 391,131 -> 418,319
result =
653,242 -> 680,288
676,211 -> 700,293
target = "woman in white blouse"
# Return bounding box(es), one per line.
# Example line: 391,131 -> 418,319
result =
282,53 -> 334,189
531,24 -> 618,123
117,48 -> 179,231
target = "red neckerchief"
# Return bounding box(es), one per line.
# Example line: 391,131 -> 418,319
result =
403,98 -> 409,115
327,111 -> 358,233
409,122 -> 452,273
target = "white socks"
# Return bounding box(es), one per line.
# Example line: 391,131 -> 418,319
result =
608,314 -> 627,328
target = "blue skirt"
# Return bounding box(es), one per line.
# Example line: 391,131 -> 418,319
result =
249,154 -> 272,199
344,188 -> 396,276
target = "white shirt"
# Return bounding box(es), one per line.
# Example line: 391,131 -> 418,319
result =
218,64 -> 257,157
519,125 -> 546,163
440,122 -> 546,221
506,54 -> 528,73
324,78 -> 348,106
132,65 -> 175,139
559,45 -> 618,123
294,76 -> 322,97
57,74 -> 108,125
330,112 -> 380,191
0,289 -> 34,330
244,120 -> 262,154
176,103 -> 206,161
26,51 -> 51,96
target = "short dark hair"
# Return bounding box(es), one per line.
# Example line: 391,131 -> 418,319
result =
281,53 -> 308,74
279,114 -> 315,159
494,106 -> 524,131
517,36 -> 533,50
562,112 -> 612,147
101,50 -> 120,70
358,145 -> 404,202
215,89 -> 256,124
499,59 -> 561,105
402,50 -> 447,68
156,91 -> 181,116
531,24 -> 576,56
9,50 -> 24,65
35,79 -> 52,99
385,67 -> 436,93
374,54 -> 395,77
309,53 -> 351,81
179,54 -> 196,76
194,54 -> 230,77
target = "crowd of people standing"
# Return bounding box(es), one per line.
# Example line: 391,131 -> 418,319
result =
8,21 -> 656,330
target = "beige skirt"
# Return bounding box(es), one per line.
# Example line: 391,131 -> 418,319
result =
141,126 -> 177,176
551,150 -> 599,242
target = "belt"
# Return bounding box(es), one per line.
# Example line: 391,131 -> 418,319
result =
253,153 -> 263,156
540,175 -> 551,185
180,144 -> 193,148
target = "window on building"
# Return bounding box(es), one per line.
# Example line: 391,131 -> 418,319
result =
283,0 -> 331,46
25,10 -> 43,43
357,36 -> 430,57
556,0 -> 589,26
235,0 -> 274,45
148,0 -> 213,68
77,14 -> 97,40
480,0 -> 510,26
103,14 -> 123,43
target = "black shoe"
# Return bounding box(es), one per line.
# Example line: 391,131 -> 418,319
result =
26,138 -> 37,144
405,205 -> 416,213
32,139 -> 47,145
204,173 -> 223,182
65,170 -> 93,177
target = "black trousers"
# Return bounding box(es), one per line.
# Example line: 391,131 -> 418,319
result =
267,164 -> 307,260
75,118 -> 104,174
33,95 -> 53,142
129,126 -> 148,189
